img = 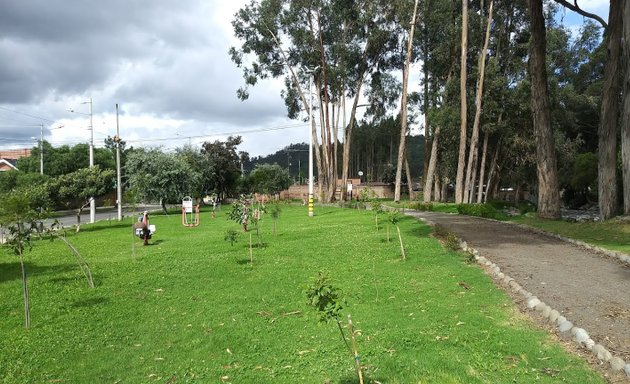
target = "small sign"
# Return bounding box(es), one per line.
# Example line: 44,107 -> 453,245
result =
182,196 -> 193,213
358,171 -> 364,176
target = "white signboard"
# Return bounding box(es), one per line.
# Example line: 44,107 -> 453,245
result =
182,197 -> 193,213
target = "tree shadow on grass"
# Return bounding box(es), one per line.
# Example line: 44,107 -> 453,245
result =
71,296 -> 109,308
0,261 -> 78,284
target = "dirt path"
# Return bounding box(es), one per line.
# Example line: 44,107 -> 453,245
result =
405,210 -> 630,381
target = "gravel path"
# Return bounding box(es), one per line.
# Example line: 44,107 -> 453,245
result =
405,210 -> 630,381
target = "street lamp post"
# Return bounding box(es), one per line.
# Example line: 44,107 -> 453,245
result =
40,123 -> 43,175
308,72 -> 314,217
115,104 -> 122,221
86,97 -> 95,224
68,97 -> 95,224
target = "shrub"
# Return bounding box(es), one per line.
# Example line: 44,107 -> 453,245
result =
456,203 -> 506,220
409,201 -> 434,211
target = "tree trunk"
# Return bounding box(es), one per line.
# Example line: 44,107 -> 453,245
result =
405,156 -> 414,199
341,75 -> 366,201
424,125 -> 441,203
440,177 -> 448,202
623,0 -> 630,214
434,176 -> 442,202
464,0 -> 494,203
485,143 -> 500,203
394,0 -> 420,202
19,252 -> 30,328
476,131 -> 490,203
455,0 -> 469,204
599,1 -> 623,219
528,0 -> 560,219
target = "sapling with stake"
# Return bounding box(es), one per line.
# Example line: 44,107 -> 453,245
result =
371,199 -> 383,232
305,272 -> 364,384
224,229 -> 240,246
389,210 -> 406,260
269,202 -> 281,235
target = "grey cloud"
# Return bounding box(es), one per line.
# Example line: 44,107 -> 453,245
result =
0,0 -> 297,154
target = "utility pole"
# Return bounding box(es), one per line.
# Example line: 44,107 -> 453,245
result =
115,104 -> 122,221
308,72 -> 314,217
88,97 -> 95,224
40,123 -> 43,175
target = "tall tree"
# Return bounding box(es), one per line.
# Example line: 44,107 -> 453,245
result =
455,0 -> 469,204
527,0 -> 560,218
231,0 -> 398,203
623,0 -> 630,214
598,1 -> 623,219
463,0 -> 494,203
552,0 -> 621,219
394,0 -> 420,202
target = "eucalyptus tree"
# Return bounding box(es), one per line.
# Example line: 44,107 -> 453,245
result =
454,0 -> 469,204
623,0 -> 630,214
595,2 -> 622,219
552,0 -> 623,219
527,0 -> 560,218
393,0 -> 420,202
421,0 -> 461,202
230,0 -> 400,203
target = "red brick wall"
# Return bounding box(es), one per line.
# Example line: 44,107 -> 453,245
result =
0,148 -> 31,160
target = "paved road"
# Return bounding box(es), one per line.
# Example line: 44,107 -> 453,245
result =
405,210 -> 630,380
47,204 -> 163,228
0,205 -> 163,243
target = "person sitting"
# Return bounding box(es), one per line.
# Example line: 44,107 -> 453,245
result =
133,211 -> 151,246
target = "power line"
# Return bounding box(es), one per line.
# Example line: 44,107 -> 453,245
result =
0,106 -> 57,124
124,123 -> 311,145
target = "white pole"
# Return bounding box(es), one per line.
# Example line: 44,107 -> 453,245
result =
40,123 -> 43,175
116,104 -> 122,221
308,72 -> 314,217
89,97 -> 95,224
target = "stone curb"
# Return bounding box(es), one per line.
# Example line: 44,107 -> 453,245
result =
412,213 -> 630,380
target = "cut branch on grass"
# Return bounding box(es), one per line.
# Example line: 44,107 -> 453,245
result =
55,234 -> 95,288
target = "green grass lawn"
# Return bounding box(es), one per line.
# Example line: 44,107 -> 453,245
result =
0,205 -> 604,383
510,215 -> 630,255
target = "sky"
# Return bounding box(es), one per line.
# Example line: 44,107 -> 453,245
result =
0,0 -> 611,158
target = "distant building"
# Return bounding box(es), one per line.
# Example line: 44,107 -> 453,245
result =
0,158 -> 18,172
0,148 -> 31,172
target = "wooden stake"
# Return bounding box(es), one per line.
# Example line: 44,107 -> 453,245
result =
347,315 -> 364,384
396,225 -> 406,260
249,232 -> 253,265
131,220 -> 136,259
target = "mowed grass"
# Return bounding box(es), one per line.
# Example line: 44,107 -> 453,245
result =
0,205 -> 604,383
511,216 -> 630,255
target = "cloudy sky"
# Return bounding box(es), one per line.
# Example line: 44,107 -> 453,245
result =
0,0 -> 610,157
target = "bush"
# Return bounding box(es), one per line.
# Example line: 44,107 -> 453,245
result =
456,203 -> 506,220
409,202 -> 434,211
